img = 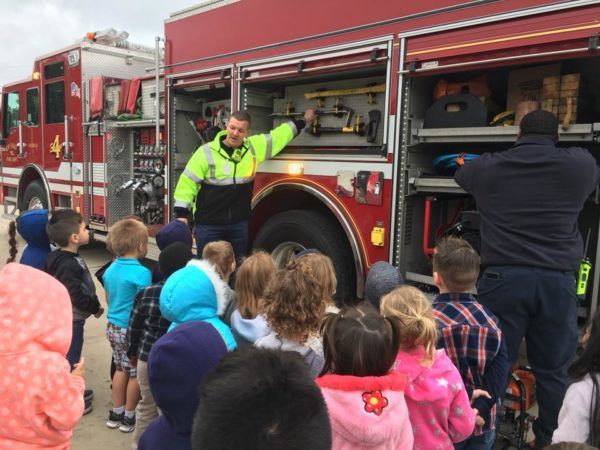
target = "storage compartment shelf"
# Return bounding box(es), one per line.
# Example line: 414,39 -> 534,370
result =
409,176 -> 464,194
414,123 -> 600,144
115,119 -> 165,128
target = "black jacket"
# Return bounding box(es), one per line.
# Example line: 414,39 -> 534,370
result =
455,135 -> 600,271
46,250 -> 101,319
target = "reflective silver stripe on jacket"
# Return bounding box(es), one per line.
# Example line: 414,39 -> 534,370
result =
201,144 -> 216,179
203,176 -> 255,186
287,120 -> 298,136
263,134 -> 273,159
174,199 -> 191,209
183,168 -> 202,184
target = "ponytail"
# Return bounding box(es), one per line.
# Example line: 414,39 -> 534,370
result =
6,220 -> 18,263
380,285 -> 438,362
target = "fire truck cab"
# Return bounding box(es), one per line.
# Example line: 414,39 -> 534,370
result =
0,29 -> 166,256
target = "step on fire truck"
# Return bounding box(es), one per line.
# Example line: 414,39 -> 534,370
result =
1,1 -> 600,312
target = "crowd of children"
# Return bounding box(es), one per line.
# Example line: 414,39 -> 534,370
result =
2,209 -> 600,449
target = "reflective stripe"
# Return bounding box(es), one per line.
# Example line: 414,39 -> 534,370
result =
174,200 -> 191,209
287,120 -> 298,136
203,176 -> 255,186
264,134 -> 273,159
183,168 -> 202,184
201,144 -> 216,179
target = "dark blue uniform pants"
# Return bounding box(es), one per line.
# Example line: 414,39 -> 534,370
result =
195,220 -> 248,265
477,265 -> 578,447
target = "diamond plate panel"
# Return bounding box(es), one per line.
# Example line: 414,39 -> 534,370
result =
105,122 -> 133,225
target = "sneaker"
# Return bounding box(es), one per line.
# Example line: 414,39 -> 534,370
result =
119,415 -> 136,433
106,410 -> 124,428
84,389 -> 94,401
83,397 -> 93,415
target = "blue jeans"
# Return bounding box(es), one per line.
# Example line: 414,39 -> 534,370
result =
454,429 -> 496,450
195,220 -> 248,264
476,265 -> 578,447
66,319 -> 85,368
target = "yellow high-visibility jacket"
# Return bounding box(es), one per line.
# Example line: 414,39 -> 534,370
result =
173,121 -> 300,224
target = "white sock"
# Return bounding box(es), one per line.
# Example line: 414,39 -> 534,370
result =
124,410 -> 135,419
112,406 -> 125,414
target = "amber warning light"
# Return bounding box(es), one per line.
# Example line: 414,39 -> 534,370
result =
287,163 -> 304,175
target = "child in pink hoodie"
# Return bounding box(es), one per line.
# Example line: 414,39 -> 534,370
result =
316,303 -> 413,450
381,285 -> 476,450
0,263 -> 85,449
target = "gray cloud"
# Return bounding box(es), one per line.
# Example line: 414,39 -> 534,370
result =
0,0 -> 196,87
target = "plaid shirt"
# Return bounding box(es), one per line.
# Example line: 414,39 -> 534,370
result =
433,293 -> 507,432
126,282 -> 171,362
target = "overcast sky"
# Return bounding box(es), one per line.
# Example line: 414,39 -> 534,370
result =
0,0 -> 199,88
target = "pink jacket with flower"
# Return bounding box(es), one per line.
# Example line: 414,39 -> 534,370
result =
316,371 -> 413,449
0,263 -> 84,449
394,346 -> 475,450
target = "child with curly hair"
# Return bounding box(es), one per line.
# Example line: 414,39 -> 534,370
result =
255,258 -> 327,377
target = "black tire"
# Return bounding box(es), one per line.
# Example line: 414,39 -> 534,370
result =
22,180 -> 48,211
252,209 -> 357,306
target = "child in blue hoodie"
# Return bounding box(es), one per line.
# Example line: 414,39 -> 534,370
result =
151,219 -> 193,283
138,321 -> 227,450
6,209 -> 52,269
159,257 -> 237,351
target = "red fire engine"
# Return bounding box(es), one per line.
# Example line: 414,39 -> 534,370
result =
1,1 -> 599,309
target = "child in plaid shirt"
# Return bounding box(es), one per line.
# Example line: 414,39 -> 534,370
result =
126,242 -> 193,448
432,237 -> 509,450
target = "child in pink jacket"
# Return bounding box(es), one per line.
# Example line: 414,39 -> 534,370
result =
0,263 -> 85,449
316,303 -> 413,450
381,286 -> 476,449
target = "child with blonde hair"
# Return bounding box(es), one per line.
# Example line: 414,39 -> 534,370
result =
316,303 -> 413,449
230,251 -> 276,347
381,285 -> 475,449
103,218 -> 151,432
255,258 -> 327,377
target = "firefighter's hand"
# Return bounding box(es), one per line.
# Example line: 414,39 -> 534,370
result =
304,108 -> 316,123
176,217 -> 188,224
94,306 -> 104,318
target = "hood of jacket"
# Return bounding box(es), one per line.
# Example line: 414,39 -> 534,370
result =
0,263 -> 72,356
155,219 -> 193,251
17,209 -> 51,270
316,372 -> 413,449
0,263 -> 84,449
160,259 -> 229,323
394,347 -> 459,402
17,209 -> 51,249
147,321 -> 227,437
230,310 -> 270,344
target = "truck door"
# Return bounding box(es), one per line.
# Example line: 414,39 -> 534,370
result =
1,89 -> 24,170
24,85 -> 42,168
41,56 -> 70,173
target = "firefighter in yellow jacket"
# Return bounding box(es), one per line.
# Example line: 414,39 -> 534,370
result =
174,109 -> 315,260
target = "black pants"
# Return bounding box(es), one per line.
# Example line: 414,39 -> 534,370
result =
477,265 -> 578,447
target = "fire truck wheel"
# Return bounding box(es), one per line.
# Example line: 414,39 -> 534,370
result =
22,180 -> 48,211
252,209 -> 356,306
